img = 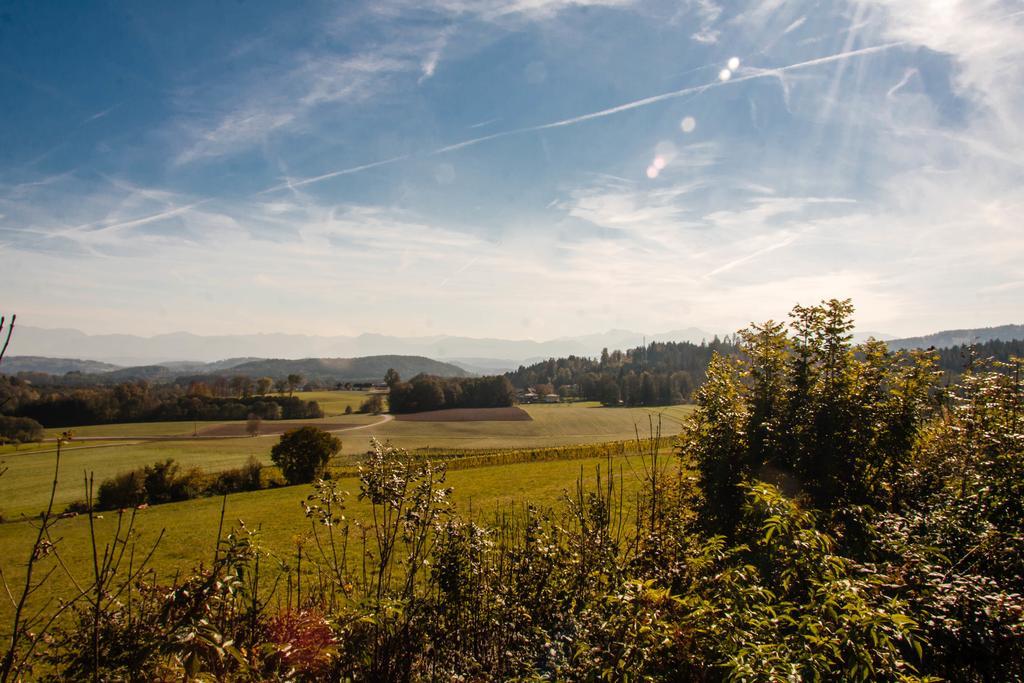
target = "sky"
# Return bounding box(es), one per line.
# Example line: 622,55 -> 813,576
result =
2,0 -> 1023,341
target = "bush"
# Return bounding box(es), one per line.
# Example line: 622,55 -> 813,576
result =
97,470 -> 147,510
359,394 -> 384,414
270,427 -> 341,485
96,459 -> 212,509
210,456 -> 263,495
0,414 -> 44,444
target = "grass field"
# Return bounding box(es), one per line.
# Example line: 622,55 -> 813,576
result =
4,404 -> 691,519
287,390 -> 381,416
38,391 -> 376,440
0,453 -> 656,633
0,399 -> 691,637
350,402 -> 693,452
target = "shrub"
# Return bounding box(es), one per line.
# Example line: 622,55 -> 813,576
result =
96,459 -> 210,509
97,470 -> 147,509
246,413 -> 262,437
0,415 -> 44,444
210,456 -> 263,495
359,394 -> 384,414
271,427 -> 340,485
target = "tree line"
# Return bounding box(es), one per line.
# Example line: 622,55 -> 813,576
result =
506,337 -> 739,406
931,337 -> 1024,383
387,372 -> 516,413
5,379 -> 322,428
506,334 -> 1024,407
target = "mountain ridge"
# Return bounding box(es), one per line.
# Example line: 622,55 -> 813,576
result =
7,325 -> 722,366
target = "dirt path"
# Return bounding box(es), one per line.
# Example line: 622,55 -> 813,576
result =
332,413 -> 393,431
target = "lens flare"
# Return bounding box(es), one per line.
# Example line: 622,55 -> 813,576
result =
653,156 -> 667,170
727,56 -> 740,71
646,165 -> 659,179
680,116 -> 696,133
718,68 -> 732,82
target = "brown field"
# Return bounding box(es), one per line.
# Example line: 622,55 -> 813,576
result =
197,419 -> 374,437
394,406 -> 532,422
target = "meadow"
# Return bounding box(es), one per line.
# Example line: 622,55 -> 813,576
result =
0,451 -> 655,633
3,402 -> 692,518
0,397 -> 691,641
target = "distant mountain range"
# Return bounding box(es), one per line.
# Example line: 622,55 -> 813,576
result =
886,324 -> 1024,351
6,325 -> 720,368
2,355 -> 468,383
3,324 -> 1021,383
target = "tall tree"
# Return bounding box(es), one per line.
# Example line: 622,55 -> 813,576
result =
255,377 -> 273,396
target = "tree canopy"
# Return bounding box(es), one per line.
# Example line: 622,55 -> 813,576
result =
270,426 -> 341,484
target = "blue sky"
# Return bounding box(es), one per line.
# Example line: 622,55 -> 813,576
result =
2,0 -> 1023,340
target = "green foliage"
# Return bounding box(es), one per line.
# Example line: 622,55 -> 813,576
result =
359,393 -> 385,414
13,383 -> 322,427
270,426 -> 341,484
388,373 -> 516,413
507,337 -> 737,405
683,298 -> 940,535
96,469 -> 147,510
209,456 -> 263,495
94,457 -> 263,510
0,415 -> 43,445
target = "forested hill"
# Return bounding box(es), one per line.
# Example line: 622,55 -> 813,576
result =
506,334 -> 1024,406
506,337 -> 739,406
888,324 -> 1024,350
226,355 -> 469,381
2,355 -> 469,384
1,356 -> 121,375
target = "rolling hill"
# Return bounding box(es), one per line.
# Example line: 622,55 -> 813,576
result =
227,355 -> 469,381
887,324 -> 1024,350
2,355 -> 470,383
0,356 -> 121,375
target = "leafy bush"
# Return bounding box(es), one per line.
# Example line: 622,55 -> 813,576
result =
94,458 -> 258,510
0,414 -> 44,444
270,426 -> 341,484
359,394 -> 384,414
96,470 -> 147,509
209,456 -> 263,495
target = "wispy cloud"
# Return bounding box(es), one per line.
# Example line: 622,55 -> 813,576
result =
688,0 -> 723,44
268,41 -> 907,193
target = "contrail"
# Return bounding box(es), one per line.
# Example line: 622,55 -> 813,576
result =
705,232 -> 800,278
60,200 -> 210,237
258,154 -> 414,194
262,42 -> 905,193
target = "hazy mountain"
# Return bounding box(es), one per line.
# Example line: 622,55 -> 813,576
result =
227,356 -> 469,382
2,354 -> 467,383
8,325 -> 720,366
0,356 -> 122,375
443,358 -> 522,375
853,331 -> 896,343
887,324 -> 1024,351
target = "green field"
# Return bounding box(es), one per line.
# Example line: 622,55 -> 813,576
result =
0,453 -> 654,632
3,404 -> 691,518
295,390 -> 382,416
353,402 -> 692,451
0,401 -> 692,632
